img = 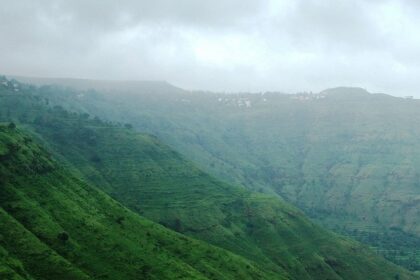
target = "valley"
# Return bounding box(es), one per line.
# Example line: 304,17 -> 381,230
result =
10,76 -> 420,272
1,76 -> 419,279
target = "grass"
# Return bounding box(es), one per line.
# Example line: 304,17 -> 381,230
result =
0,76 -> 419,279
0,126 -> 280,279
26,79 -> 420,271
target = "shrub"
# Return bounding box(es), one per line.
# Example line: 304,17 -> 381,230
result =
7,122 -> 16,129
57,231 -> 69,243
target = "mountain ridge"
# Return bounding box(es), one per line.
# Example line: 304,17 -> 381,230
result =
1,77 -> 418,279
10,76 -> 419,270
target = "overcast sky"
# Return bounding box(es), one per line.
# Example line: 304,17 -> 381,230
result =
1,0 -> 420,96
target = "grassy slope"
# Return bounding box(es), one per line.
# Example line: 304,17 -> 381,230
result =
0,126 -> 279,280
1,77 -> 418,279
27,115 -> 417,279
32,81 -> 420,270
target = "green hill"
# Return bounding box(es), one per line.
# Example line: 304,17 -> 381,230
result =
0,126 -> 279,280
13,77 -> 420,271
1,77 -> 417,279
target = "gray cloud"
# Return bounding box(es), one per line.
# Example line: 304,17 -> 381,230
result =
0,0 -> 419,96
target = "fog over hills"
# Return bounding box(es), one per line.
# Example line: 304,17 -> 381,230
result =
2,0 -> 420,279
3,1 -> 420,95
3,76 -> 419,279
6,75 -> 420,272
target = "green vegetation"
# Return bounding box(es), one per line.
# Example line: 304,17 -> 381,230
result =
35,123 -> 414,279
0,125 -> 279,279
23,77 -> 419,271
0,77 -> 418,279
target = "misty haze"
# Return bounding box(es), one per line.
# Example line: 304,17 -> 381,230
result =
0,1 -> 419,280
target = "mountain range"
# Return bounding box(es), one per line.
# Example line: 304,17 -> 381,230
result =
1,75 -> 419,279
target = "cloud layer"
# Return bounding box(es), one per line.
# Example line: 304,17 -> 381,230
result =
1,0 -> 420,96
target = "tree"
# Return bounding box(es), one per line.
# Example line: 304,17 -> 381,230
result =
7,143 -> 20,154
124,123 -> 133,129
8,122 -> 16,129
173,218 -> 183,232
116,216 -> 125,225
57,231 -> 69,243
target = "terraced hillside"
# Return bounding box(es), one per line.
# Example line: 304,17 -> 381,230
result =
18,77 -> 419,270
0,126 -> 280,280
1,78 -> 417,279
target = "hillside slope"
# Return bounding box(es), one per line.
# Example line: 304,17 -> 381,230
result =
0,126 -> 278,280
1,77 -> 418,279
39,124 -> 420,280
24,78 -> 420,270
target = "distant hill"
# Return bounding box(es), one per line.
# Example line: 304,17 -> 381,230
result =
321,87 -> 370,95
7,75 -> 183,94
